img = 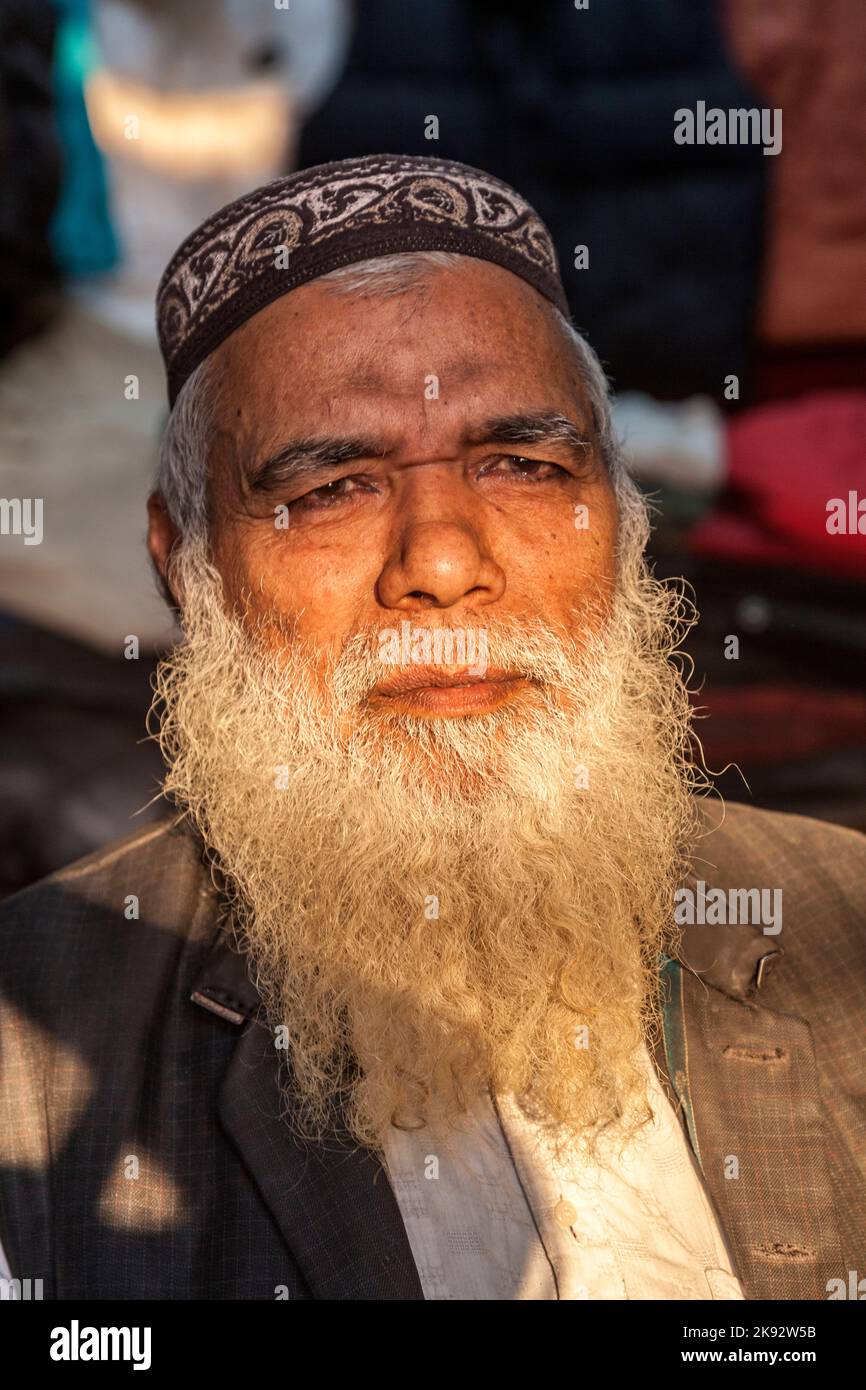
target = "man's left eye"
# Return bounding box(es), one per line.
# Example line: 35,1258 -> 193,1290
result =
481,455 -> 568,482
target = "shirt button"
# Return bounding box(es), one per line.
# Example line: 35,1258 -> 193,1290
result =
554,1199 -> 578,1228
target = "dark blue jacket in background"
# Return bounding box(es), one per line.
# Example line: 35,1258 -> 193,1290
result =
297,0 -> 766,402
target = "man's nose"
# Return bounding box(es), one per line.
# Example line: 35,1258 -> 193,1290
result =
377,515 -> 506,611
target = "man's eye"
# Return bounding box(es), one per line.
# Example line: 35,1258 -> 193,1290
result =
292,476 -> 364,511
481,455 -> 568,482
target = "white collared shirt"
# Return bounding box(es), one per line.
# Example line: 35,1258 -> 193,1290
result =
383,1042 -> 745,1300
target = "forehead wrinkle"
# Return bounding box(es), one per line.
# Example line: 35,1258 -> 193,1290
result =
343,354 -> 488,397
345,366 -> 386,392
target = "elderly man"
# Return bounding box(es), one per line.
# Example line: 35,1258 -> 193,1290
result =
1,155 -> 864,1303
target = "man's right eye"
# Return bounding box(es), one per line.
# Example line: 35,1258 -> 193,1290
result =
290,476 -> 367,513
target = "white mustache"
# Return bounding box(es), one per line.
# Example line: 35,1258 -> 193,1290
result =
330,614 -> 582,714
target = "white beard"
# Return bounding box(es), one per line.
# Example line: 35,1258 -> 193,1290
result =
153,502 -> 699,1152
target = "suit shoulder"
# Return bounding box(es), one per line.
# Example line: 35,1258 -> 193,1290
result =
0,818 -> 214,953
692,797 -> 866,946
694,798 -> 866,875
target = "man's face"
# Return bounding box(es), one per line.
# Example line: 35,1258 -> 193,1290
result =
151,259 -> 696,1151
202,259 -> 618,712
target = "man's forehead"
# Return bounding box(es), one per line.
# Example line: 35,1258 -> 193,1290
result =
249,349 -> 538,414
213,280 -> 581,441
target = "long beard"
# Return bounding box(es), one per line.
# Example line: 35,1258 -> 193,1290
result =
152,506 -> 699,1153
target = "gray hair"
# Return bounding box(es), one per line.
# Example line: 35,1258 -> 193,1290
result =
156,250 -> 627,544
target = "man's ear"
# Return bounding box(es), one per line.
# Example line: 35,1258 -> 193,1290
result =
147,491 -> 183,607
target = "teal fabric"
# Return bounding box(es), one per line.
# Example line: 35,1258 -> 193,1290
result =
659,953 -> 702,1169
49,0 -> 119,276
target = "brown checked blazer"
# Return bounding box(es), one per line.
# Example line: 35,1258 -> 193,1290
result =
0,800 -> 864,1300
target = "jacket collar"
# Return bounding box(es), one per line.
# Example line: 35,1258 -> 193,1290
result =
673,914 -> 783,1001
190,921 -> 260,1025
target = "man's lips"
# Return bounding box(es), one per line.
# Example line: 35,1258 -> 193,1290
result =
370,666 -> 529,716
374,665 -> 522,695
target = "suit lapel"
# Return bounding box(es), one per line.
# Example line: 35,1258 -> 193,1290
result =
192,927 -> 423,1300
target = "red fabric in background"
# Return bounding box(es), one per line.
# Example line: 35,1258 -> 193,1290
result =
694,685 -> 866,767
692,391 -> 866,578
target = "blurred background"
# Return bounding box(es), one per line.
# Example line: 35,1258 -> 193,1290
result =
0,0 -> 864,898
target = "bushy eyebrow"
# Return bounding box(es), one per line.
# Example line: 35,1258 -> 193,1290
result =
247,409 -> 595,493
248,434 -> 386,493
465,411 -> 594,465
